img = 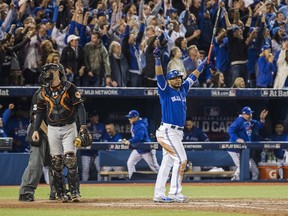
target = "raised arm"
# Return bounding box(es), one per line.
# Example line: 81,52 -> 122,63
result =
154,47 -> 163,76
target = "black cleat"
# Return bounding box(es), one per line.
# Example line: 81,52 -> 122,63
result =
57,194 -> 69,203
49,195 -> 56,200
19,193 -> 35,202
71,193 -> 81,202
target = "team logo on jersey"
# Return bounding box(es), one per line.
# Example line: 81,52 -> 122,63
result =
52,91 -> 58,97
171,96 -> 182,102
75,91 -> 81,98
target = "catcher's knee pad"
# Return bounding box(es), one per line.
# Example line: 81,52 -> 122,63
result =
64,153 -> 77,169
51,155 -> 64,171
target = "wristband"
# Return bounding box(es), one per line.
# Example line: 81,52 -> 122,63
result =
190,74 -> 197,82
196,65 -> 204,72
155,58 -> 161,66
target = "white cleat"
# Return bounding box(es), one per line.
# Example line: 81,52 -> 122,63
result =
153,196 -> 174,203
168,194 -> 189,203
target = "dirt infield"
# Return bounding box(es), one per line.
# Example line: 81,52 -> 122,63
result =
1,183 -> 287,216
1,197 -> 287,215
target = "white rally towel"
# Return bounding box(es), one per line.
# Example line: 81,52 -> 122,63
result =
243,0 -> 254,7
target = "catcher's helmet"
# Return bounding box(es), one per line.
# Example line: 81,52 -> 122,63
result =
166,70 -> 183,80
41,63 -> 61,73
40,63 -> 65,83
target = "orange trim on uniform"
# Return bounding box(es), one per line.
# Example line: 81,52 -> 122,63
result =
42,89 -> 54,116
60,91 -> 72,111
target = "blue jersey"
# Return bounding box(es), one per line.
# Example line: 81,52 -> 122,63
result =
157,74 -> 195,127
228,115 -> 263,142
82,122 -> 106,156
214,37 -> 229,73
103,133 -> 122,142
129,118 -> 151,154
257,56 -> 277,87
0,108 -> 11,137
270,134 -> 288,159
6,116 -> 30,152
183,127 -> 209,142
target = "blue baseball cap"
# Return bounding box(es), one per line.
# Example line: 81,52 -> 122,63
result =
126,110 -> 139,118
282,35 -> 288,42
33,6 -> 43,15
272,27 -> 280,37
166,69 -> 183,80
97,10 -> 106,18
261,45 -> 270,52
169,8 -> 178,14
241,106 -> 254,115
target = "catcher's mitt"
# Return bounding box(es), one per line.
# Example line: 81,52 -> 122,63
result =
74,128 -> 93,148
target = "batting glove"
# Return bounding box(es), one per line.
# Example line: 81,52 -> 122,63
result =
122,139 -> 130,145
197,57 -> 207,72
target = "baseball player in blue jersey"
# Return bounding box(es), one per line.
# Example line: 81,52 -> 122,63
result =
183,118 -> 209,142
153,47 -> 207,203
270,122 -> 288,179
123,110 -> 159,179
0,104 -> 14,138
102,122 -> 125,177
228,106 -> 268,180
183,118 -> 209,180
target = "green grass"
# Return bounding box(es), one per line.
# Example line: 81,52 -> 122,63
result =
1,184 -> 287,200
0,183 -> 286,216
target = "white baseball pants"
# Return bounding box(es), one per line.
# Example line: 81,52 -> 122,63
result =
154,124 -> 187,198
127,150 -> 159,179
228,151 -> 259,180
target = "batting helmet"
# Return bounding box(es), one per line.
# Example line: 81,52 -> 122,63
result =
166,70 -> 183,80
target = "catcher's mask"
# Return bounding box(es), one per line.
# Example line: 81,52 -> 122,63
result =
40,63 -> 61,83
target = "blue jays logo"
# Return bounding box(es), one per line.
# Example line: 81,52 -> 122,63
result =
171,96 -> 185,102
244,121 -> 252,138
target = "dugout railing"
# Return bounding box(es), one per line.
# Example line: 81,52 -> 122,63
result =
0,140 -> 287,185
1,86 -> 288,98
86,141 -> 288,181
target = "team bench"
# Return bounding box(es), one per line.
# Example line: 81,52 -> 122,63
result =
98,150 -> 235,181
99,170 -> 235,181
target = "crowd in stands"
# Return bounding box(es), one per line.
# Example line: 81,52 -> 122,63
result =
0,0 -> 287,88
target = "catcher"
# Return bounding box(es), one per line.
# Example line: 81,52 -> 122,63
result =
32,63 -> 91,203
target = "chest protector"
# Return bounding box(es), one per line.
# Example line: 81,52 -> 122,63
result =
41,81 -> 75,124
